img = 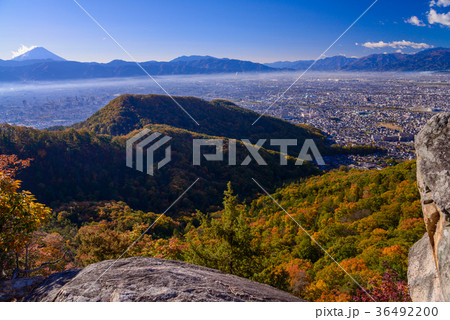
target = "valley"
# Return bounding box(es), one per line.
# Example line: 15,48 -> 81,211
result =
1,71 -> 448,169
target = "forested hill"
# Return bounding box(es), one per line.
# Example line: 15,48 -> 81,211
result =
0,94 -> 382,212
1,92 -> 385,215
72,94 -> 329,155
0,124 -> 319,214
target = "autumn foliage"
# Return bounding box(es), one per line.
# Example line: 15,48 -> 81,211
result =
353,263 -> 411,302
1,155 -> 424,302
0,155 -> 52,278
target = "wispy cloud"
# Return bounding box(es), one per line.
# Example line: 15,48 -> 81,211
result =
11,45 -> 37,58
361,40 -> 433,49
428,8 -> 450,26
405,16 -> 426,26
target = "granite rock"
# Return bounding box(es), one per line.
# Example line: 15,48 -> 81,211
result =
24,257 -> 303,302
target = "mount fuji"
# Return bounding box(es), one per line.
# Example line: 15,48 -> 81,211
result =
12,47 -> 66,62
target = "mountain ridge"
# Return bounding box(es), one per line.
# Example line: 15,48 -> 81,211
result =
1,48 -> 449,81
266,48 -> 450,71
0,53 -> 274,81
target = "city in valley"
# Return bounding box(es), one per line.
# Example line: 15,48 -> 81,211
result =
1,71 -> 449,169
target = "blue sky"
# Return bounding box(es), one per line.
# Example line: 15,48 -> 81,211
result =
0,0 -> 449,62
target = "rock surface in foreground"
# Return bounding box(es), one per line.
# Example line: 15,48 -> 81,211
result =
409,112 -> 450,302
24,257 -> 303,302
408,234 -> 443,301
0,276 -> 44,302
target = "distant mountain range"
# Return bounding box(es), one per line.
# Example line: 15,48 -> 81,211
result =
265,55 -> 358,70
0,47 -> 449,81
266,48 -> 450,72
0,49 -> 272,81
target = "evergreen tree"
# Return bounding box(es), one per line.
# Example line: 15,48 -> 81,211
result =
187,182 -> 261,278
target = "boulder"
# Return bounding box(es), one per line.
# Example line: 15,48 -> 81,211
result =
23,269 -> 81,302
24,257 -> 303,302
408,234 -> 443,301
409,112 -> 450,301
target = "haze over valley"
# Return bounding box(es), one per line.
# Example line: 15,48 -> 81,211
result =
1,70 -> 448,168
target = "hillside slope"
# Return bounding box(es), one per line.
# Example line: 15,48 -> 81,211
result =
41,160 -> 424,301
72,94 -> 329,155
0,124 -> 319,214
187,161 -> 424,301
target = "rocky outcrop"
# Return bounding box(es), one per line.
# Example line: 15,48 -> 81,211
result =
408,235 -> 442,301
409,112 -> 450,301
0,276 -> 44,302
22,270 -> 81,302
23,257 -> 302,302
